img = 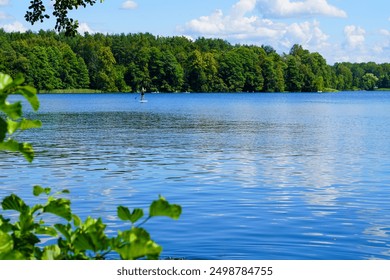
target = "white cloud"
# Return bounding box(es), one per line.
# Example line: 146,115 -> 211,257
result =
180,0 -> 390,63
373,29 -> 390,57
323,27 -> 390,63
0,0 -> 9,6
344,25 -> 365,49
184,9 -> 282,40
1,21 -> 27,33
257,0 -> 347,18
283,20 -> 330,49
77,22 -> 96,34
231,0 -> 257,18
121,0 -> 138,10
185,9 -> 225,34
181,0 -> 331,53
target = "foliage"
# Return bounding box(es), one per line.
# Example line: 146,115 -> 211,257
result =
0,186 -> 181,260
0,73 -> 182,259
0,72 -> 41,162
25,0 -> 104,36
0,31 -> 389,92
362,73 -> 379,90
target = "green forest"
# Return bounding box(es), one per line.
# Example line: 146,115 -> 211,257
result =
1,29 -> 389,93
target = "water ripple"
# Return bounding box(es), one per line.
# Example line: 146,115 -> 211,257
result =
1,93 -> 390,259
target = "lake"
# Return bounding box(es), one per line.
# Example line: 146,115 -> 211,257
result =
1,92 -> 390,259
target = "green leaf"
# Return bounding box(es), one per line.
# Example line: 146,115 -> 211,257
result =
19,119 -> 42,130
12,73 -> 25,87
149,196 -> 182,220
117,206 -> 131,221
1,194 -> 28,213
0,251 -> 25,260
73,217 -> 109,252
117,206 -> 144,223
17,86 -> 39,111
0,232 -> 25,260
0,101 -> 22,120
0,140 -> 35,162
73,232 -> 95,251
54,224 -> 71,242
0,73 -> 13,91
19,142 -> 34,163
30,204 -> 44,215
7,119 -> 41,135
0,215 -> 12,232
6,119 -> 19,135
33,185 -> 51,196
130,209 -> 144,223
115,228 -> 162,260
43,198 -> 72,221
18,210 -> 36,233
42,245 -> 61,260
72,214 -> 82,227
0,230 -> 13,254
35,226 -> 58,237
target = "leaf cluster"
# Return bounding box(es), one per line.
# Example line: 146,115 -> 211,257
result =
25,0 -> 103,36
0,73 -> 41,162
0,186 -> 182,260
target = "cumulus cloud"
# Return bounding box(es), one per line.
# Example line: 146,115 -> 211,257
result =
185,9 -> 225,34
1,21 -> 27,33
373,29 -> 390,57
231,0 -> 257,18
257,0 -> 347,18
184,8 -> 280,40
344,25 -> 365,49
77,22 -> 96,34
322,27 -> 390,64
179,0 -> 390,63
121,0 -> 138,10
283,20 -> 329,48
181,0 -> 331,52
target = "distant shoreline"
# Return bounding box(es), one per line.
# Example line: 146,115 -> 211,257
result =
38,88 -> 390,94
39,89 -> 104,94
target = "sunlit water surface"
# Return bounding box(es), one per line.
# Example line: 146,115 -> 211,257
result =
1,92 -> 390,259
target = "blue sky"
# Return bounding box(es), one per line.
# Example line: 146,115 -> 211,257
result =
1,0 -> 389,64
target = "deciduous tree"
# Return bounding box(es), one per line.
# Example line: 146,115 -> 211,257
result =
25,0 -> 103,36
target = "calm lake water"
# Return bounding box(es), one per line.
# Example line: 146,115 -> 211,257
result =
1,92 -> 390,259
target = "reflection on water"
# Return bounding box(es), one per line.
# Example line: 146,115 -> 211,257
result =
1,92 -> 390,259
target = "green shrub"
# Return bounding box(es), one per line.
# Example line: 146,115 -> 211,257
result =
0,186 -> 181,260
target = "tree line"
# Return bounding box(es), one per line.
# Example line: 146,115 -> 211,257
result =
0,29 -> 389,93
